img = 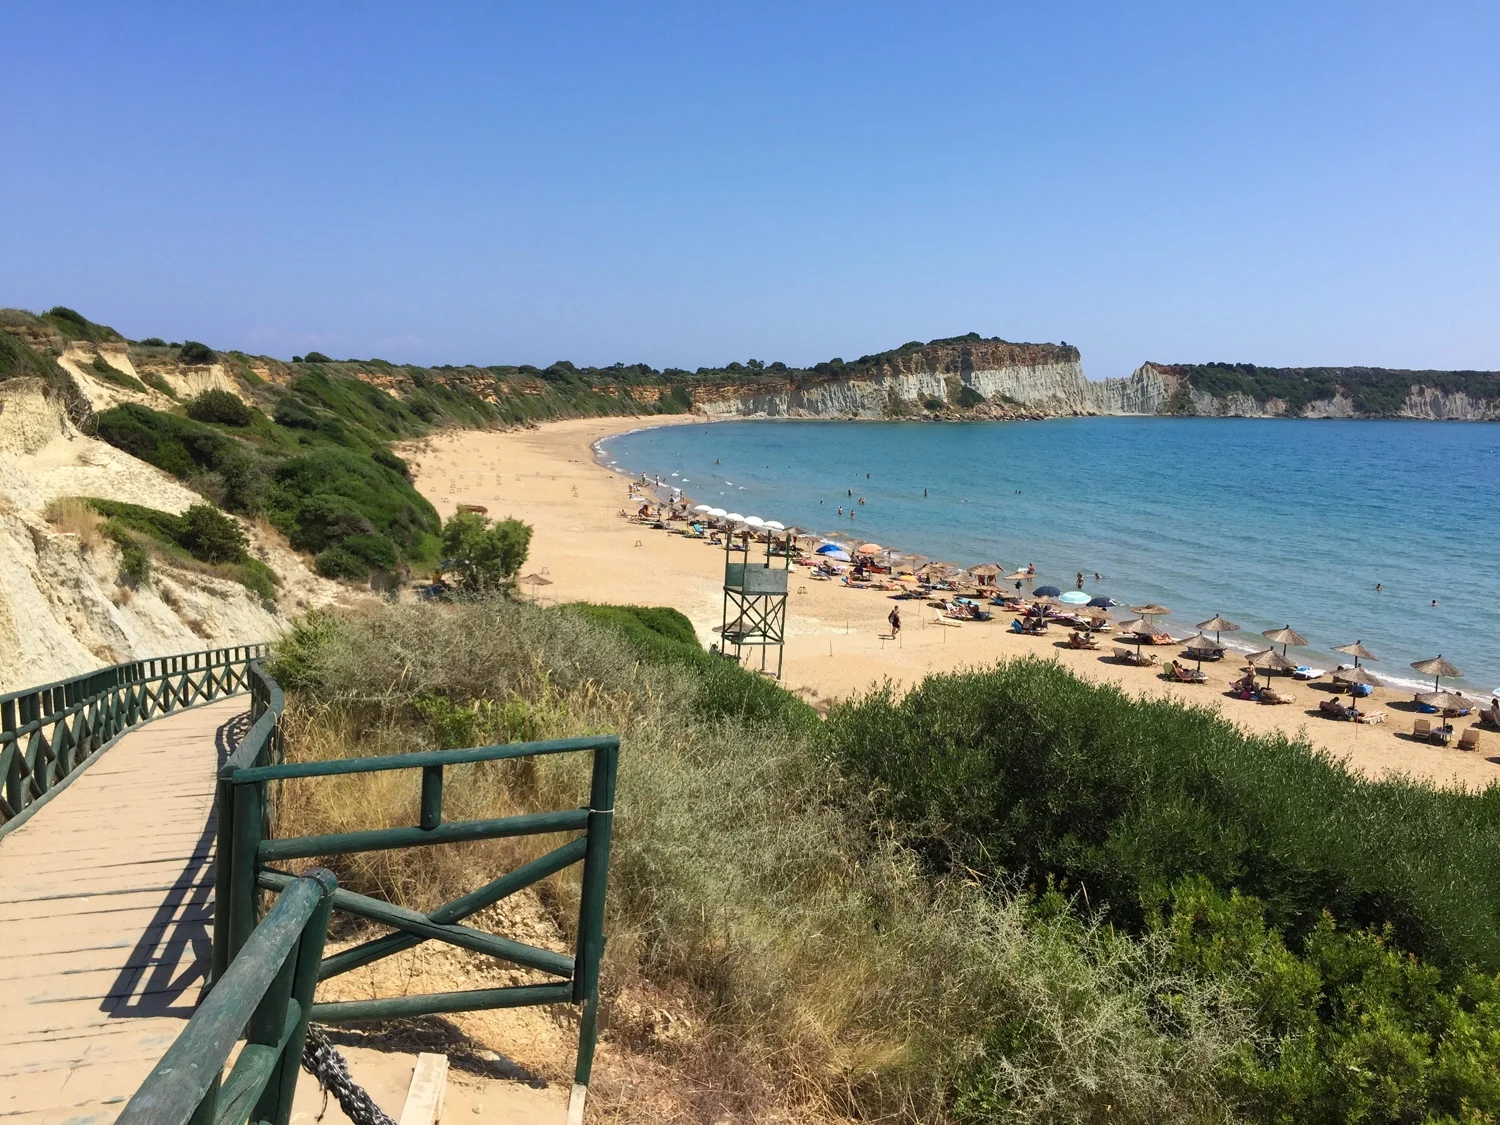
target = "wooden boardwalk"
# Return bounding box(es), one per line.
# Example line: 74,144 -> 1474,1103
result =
0,696 -> 245,1125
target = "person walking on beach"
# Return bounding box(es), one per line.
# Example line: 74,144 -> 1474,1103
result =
888,606 -> 901,638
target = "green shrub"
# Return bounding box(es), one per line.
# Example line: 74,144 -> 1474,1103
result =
827,657 -> 1500,974
177,504 -> 248,563
179,340 -> 216,364
302,351 -> 332,364
439,510 -> 531,594
106,525 -> 151,586
141,372 -> 178,399
186,388 -> 253,426
954,383 -> 986,408
339,532 -> 399,572
371,448 -> 410,479
90,355 -> 147,393
315,545 -> 368,580
138,337 -> 167,347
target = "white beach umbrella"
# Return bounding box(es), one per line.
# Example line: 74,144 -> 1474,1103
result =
724,512 -> 745,523
743,516 -> 767,528
764,520 -> 786,530
692,503 -> 712,513
707,507 -> 727,517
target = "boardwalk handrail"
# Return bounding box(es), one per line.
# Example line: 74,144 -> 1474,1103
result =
0,644 -> 268,834
115,868 -> 337,1125
208,658 -> 618,1122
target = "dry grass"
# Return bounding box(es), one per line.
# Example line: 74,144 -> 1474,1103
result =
44,496 -> 105,551
270,599 -> 1251,1124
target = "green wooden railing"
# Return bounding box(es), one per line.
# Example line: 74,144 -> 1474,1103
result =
116,868 -> 337,1125
126,655 -> 617,1125
0,644 -> 267,836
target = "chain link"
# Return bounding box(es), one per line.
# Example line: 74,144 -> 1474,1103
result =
301,1024 -> 397,1125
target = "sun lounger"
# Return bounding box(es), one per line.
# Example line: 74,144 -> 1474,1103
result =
1068,632 -> 1100,650
1355,710 -> 1386,725
1459,727 -> 1482,751
1412,718 -> 1431,740
1293,667 -> 1326,680
1167,661 -> 1206,684
1259,687 -> 1295,705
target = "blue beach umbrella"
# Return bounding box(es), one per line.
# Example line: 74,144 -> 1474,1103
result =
816,544 -> 851,561
1087,596 -> 1119,608
1034,585 -> 1062,598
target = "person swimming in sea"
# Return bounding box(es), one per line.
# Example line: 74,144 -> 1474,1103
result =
837,506 -> 844,517
923,488 -> 928,498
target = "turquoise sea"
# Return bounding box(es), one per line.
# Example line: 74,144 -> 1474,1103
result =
600,417 -> 1500,696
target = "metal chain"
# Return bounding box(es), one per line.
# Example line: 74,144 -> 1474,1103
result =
301,1024 -> 397,1125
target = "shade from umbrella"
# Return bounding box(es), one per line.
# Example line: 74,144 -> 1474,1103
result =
1411,655 -> 1463,692
1034,585 -> 1062,597
1060,590 -> 1092,605
1197,614 -> 1239,633
692,503 -> 712,513
1262,625 -> 1307,656
1132,604 -> 1172,616
856,543 -> 884,555
1087,596 -> 1119,608
1334,640 -> 1378,665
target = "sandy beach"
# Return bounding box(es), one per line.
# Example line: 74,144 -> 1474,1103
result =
406,416 -> 1500,791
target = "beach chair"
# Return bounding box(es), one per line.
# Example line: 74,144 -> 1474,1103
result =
1112,647 -> 1134,663
1068,632 -> 1099,650
1459,727 -> 1482,751
1259,687 -> 1294,705
1412,718 -> 1431,740
1319,698 -> 1353,721
1356,710 -> 1387,725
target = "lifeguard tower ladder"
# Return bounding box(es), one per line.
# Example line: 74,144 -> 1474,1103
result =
720,528 -> 791,678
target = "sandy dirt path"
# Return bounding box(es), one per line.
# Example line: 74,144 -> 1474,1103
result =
406,416 -> 1500,791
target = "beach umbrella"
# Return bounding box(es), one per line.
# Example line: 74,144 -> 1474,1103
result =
743,515 -> 767,528
1418,690 -> 1470,720
969,563 -> 1002,576
1117,617 -> 1153,660
1183,632 -> 1222,670
764,520 -> 785,531
707,507 -> 727,517
1131,603 -> 1172,617
1338,665 -> 1383,699
1334,640 -> 1378,668
816,546 -> 851,562
1060,590 -> 1092,605
1004,570 -> 1030,582
724,512 -> 744,523
1034,584 -> 1062,597
1087,596 -> 1119,608
1262,625 -> 1307,657
519,573 -> 552,601
1197,613 -> 1239,642
1247,648 -> 1298,688
692,503 -> 712,513
856,543 -> 884,556
1411,655 -> 1463,692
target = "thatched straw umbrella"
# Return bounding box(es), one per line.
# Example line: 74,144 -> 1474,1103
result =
1262,625 -> 1307,658
1182,632 -> 1223,670
1338,664 -> 1383,701
1197,614 -> 1239,643
1418,689 -> 1470,715
1131,603 -> 1172,618
1334,640 -> 1378,668
1247,648 -> 1298,688
1411,655 -> 1463,693
1117,616 -> 1153,660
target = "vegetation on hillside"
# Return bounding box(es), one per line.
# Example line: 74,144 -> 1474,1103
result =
1166,362 -> 1500,415
79,497 -> 279,599
267,599 -> 1500,1122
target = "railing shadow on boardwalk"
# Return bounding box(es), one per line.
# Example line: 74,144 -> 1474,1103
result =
100,708 -> 250,1019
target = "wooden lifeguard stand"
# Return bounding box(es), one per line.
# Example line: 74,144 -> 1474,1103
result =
720,527 -> 791,678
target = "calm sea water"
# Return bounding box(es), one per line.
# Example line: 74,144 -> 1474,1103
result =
601,418 -> 1500,695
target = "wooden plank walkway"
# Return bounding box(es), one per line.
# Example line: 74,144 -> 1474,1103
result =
0,696 -> 246,1125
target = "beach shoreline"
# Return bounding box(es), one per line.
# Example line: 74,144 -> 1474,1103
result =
405,414 -> 1500,791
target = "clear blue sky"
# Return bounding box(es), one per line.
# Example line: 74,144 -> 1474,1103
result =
2,3 -> 1496,378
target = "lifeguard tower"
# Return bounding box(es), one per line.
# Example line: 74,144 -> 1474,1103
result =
720,525 -> 792,678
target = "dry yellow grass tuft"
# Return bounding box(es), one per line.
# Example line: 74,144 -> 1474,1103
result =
44,497 -> 105,552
